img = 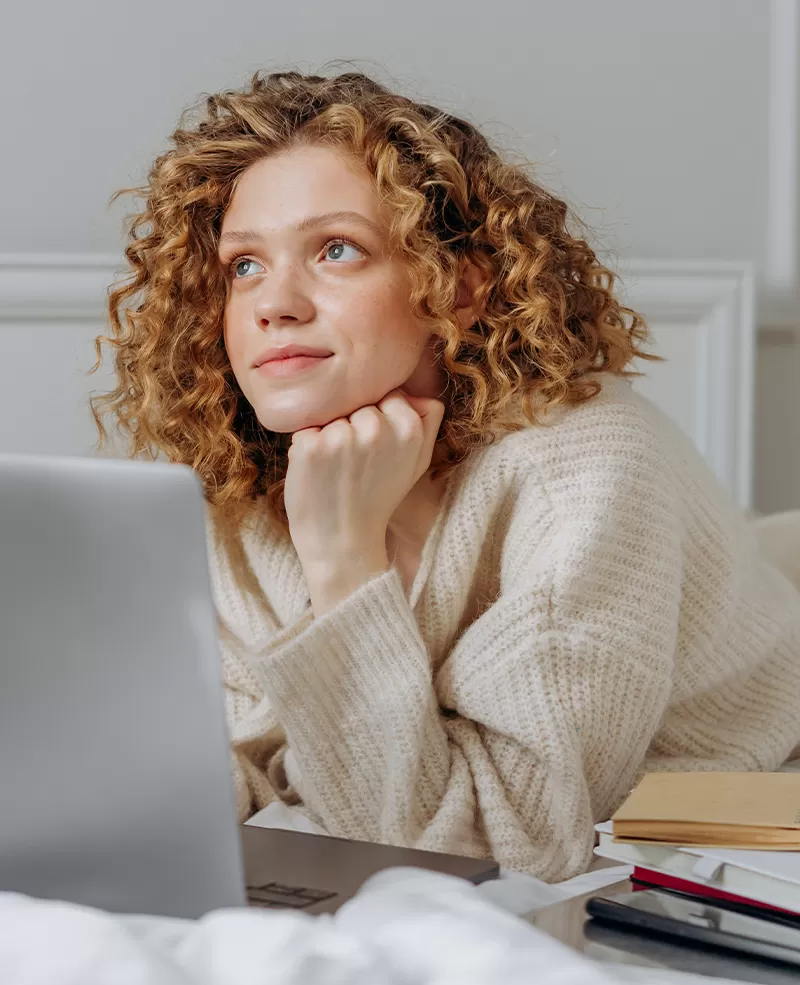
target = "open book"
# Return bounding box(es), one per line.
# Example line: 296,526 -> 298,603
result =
610,772 -> 800,849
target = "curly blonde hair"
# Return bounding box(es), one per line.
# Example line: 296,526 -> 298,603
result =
91,70 -> 650,526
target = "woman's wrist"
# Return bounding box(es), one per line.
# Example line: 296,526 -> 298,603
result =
300,546 -> 391,616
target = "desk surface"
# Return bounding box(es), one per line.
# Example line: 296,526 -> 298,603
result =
529,881 -> 800,985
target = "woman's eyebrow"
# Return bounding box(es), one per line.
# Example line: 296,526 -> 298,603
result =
296,211 -> 382,235
219,211 -> 382,248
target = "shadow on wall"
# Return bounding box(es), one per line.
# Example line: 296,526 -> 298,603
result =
755,331 -> 800,515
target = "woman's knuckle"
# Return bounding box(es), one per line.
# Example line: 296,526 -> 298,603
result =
325,421 -> 352,451
400,417 -> 423,443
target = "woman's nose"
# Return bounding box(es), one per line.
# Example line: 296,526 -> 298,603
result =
253,268 -> 315,328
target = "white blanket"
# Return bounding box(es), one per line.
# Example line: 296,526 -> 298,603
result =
0,868 -> 747,985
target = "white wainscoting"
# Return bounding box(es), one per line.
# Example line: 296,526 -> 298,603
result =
0,255 -> 123,460
0,255 -> 756,508
619,260 -> 755,510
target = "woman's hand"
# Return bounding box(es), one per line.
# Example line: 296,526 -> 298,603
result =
284,390 -> 445,615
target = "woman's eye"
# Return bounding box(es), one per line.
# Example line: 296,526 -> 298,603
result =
324,241 -> 362,262
232,258 -> 263,278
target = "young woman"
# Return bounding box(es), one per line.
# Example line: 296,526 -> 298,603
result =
93,71 -> 800,882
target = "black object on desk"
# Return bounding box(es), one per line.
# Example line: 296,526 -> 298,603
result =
586,888 -> 800,969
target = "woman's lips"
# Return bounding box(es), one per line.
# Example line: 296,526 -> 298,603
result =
255,354 -> 332,378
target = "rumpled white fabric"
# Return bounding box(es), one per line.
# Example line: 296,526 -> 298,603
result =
0,868 -> 747,985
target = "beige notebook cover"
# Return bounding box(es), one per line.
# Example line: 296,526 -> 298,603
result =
611,772 -> 800,848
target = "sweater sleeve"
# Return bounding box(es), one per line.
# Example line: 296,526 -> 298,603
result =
245,450 -> 685,881
218,617 -> 314,819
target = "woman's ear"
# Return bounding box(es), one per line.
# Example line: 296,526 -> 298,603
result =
453,257 -> 489,330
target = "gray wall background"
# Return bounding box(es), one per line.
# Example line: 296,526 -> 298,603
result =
2,0 -> 799,510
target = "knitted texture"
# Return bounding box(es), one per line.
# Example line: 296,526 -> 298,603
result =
207,377 -> 800,882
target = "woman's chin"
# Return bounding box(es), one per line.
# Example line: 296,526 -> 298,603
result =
256,405 -> 346,435
256,395 -> 389,434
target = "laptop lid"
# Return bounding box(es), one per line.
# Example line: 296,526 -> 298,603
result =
241,824 -> 500,914
0,454 -> 246,918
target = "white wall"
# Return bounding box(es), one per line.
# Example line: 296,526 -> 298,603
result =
0,0 -> 774,262
2,0 -> 799,509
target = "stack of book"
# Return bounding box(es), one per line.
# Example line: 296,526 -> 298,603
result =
595,772 -> 800,918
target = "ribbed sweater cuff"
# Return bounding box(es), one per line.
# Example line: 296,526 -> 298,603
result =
245,568 -> 434,830
254,567 -> 429,705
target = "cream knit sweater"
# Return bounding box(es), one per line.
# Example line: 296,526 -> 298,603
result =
206,376 -> 800,882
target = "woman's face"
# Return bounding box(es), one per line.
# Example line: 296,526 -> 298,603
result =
220,144 -> 443,434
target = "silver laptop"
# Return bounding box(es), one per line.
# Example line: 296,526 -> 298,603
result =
0,454 -> 497,918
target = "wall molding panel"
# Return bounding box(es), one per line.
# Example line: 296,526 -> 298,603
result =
0,254 -> 759,509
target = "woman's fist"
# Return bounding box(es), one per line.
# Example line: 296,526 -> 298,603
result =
283,390 -> 445,612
